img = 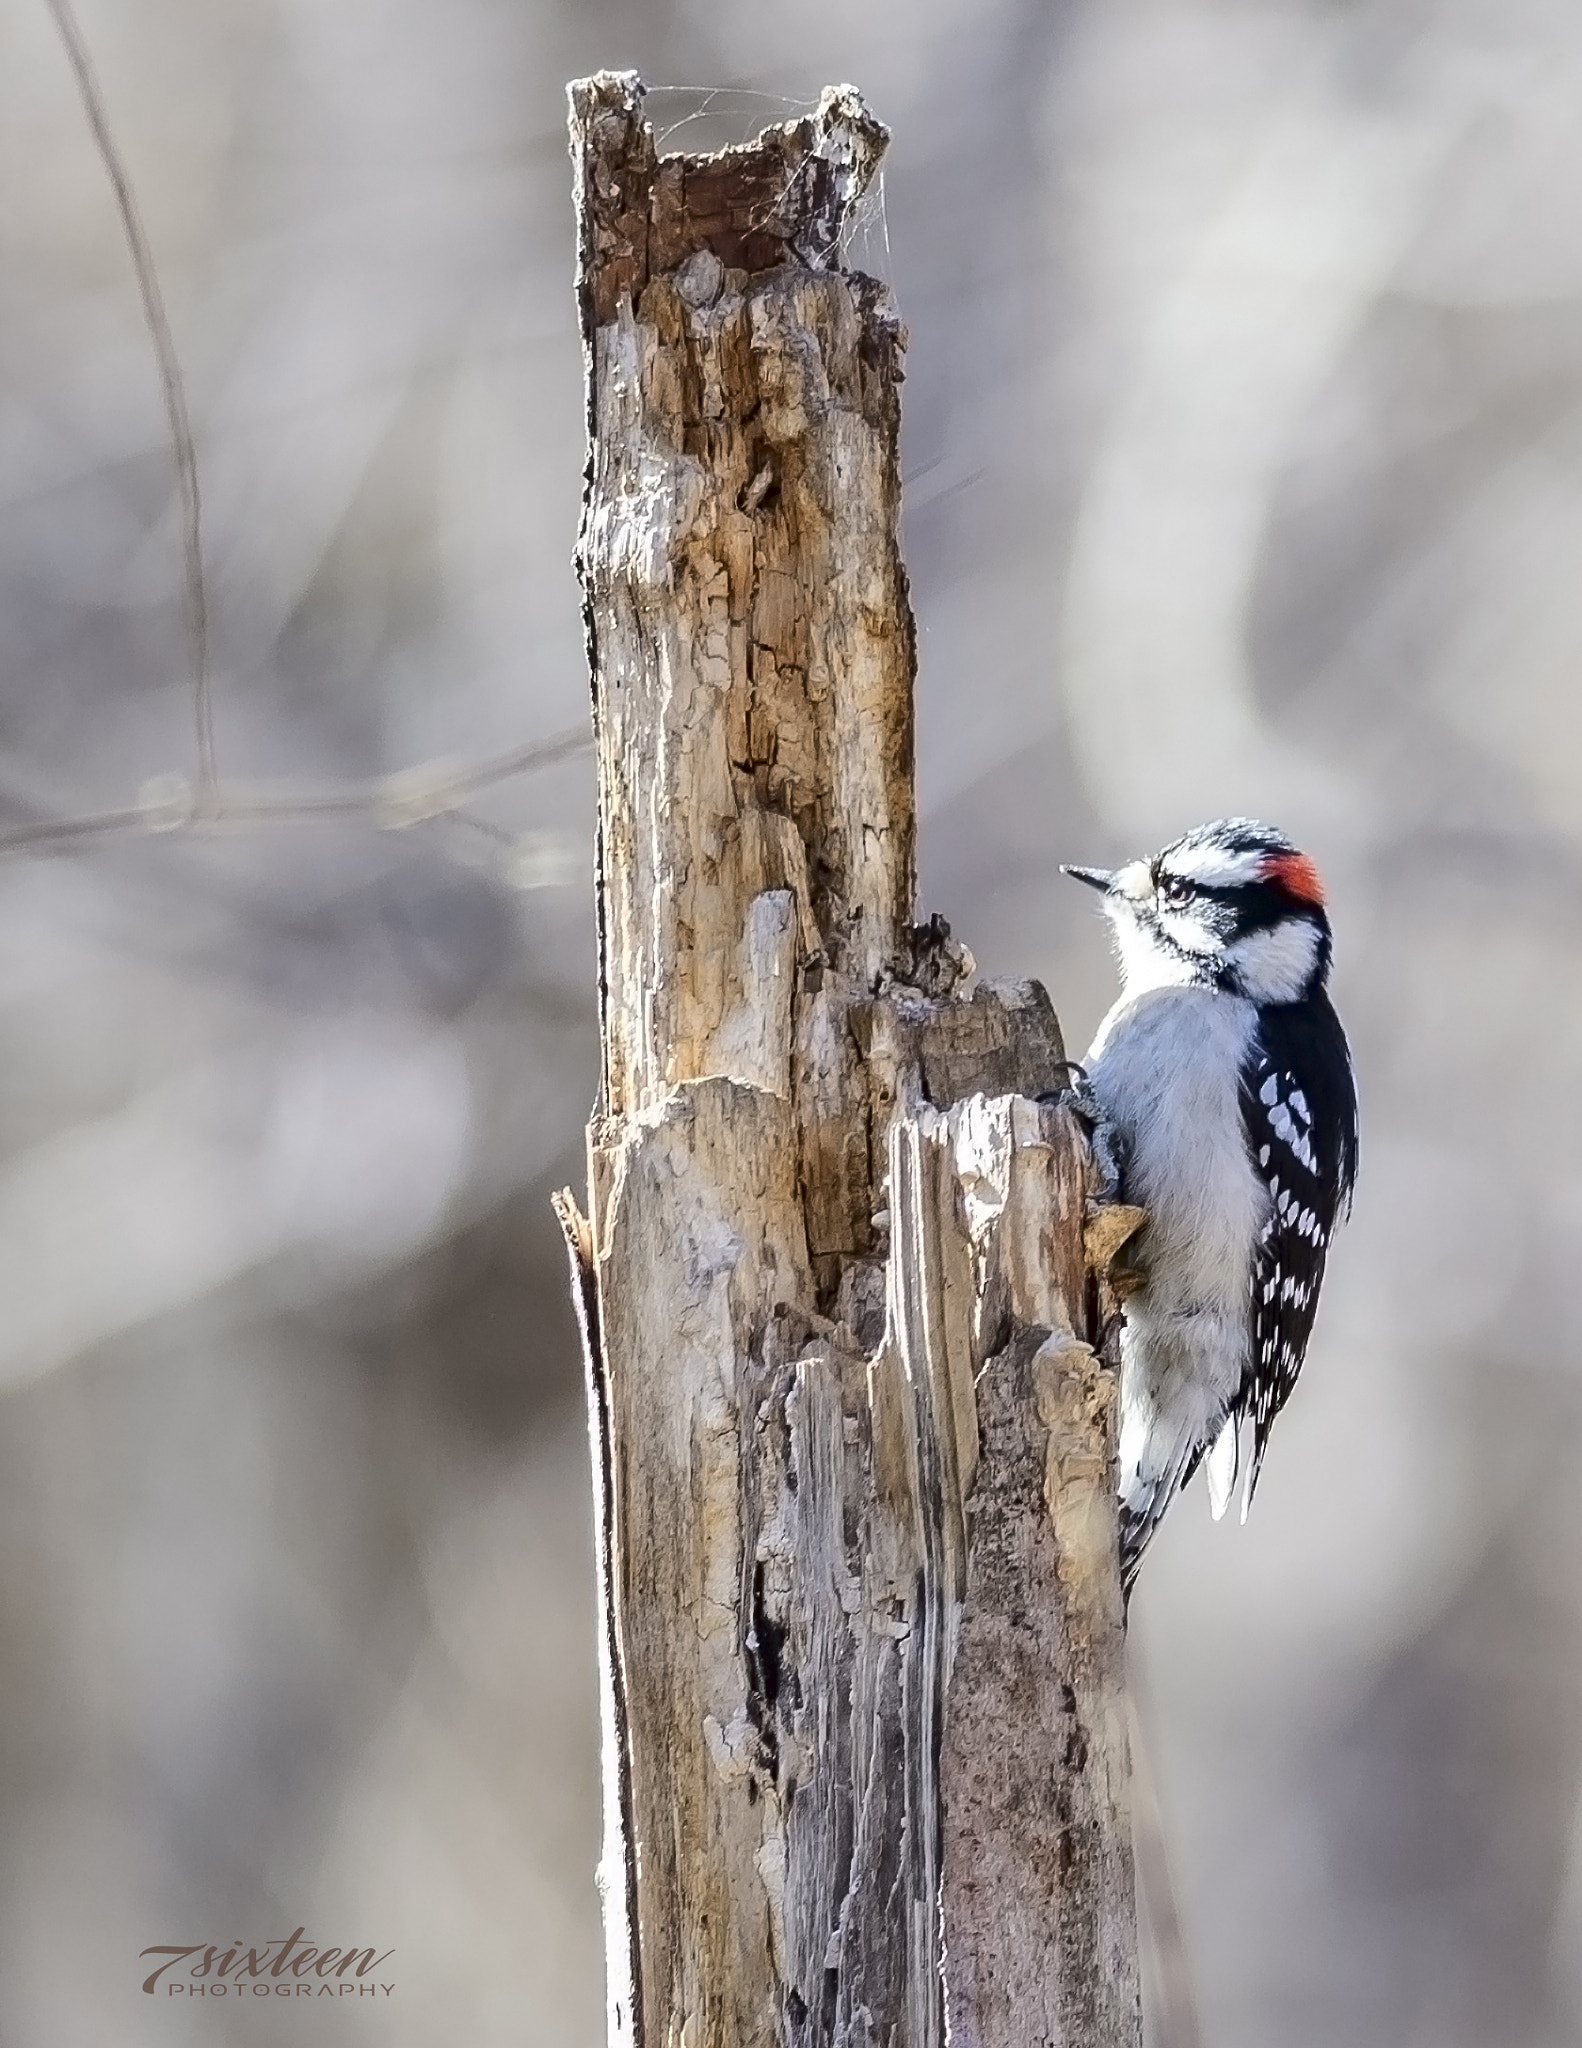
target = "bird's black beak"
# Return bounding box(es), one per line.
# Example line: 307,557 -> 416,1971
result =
1061,864 -> 1115,893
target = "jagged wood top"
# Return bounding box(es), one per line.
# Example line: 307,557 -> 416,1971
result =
569,72 -> 889,328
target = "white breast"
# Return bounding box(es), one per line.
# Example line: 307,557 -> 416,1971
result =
1084,985 -> 1266,1320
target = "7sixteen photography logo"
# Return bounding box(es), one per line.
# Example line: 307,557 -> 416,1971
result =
140,1929 -> 394,1999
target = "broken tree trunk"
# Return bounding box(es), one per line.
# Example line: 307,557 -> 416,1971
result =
556,72 -> 1143,2048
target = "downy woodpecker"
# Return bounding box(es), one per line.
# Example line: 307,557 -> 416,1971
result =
1064,818 -> 1358,1595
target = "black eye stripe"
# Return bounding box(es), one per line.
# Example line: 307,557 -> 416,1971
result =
1156,872 -> 1241,906
1157,876 -> 1257,906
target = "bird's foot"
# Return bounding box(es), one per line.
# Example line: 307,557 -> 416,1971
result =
1035,1064 -> 1126,1205
1063,1072 -> 1126,1207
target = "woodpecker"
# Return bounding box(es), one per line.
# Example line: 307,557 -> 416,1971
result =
1064,818 -> 1358,1596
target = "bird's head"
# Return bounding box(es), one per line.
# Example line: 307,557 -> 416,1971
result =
1063,818 -> 1332,1005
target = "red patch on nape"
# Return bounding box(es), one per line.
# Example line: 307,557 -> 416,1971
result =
1262,850 -> 1325,906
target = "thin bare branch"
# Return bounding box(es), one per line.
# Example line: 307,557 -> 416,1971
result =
35,6 -> 598,877
0,722 -> 595,858
0,807 -> 153,853
445,723 -> 596,796
45,0 -> 215,803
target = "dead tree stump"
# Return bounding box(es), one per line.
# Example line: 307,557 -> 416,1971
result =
556,72 -> 1143,2048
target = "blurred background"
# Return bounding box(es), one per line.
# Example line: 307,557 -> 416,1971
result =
2,0 -> 1579,2040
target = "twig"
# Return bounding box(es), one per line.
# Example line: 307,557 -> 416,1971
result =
30,1 -> 596,877
45,0 -> 215,804
0,806 -> 152,853
0,718 -> 595,857
445,723 -> 595,797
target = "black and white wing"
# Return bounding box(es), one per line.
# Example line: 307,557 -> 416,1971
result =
1235,988 -> 1358,1515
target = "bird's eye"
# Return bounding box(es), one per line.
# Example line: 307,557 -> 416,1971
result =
1160,875 -> 1196,907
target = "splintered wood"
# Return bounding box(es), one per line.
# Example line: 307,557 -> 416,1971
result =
557,71 -> 1142,2048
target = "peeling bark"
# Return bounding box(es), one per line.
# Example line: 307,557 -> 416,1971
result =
559,72 -> 1142,2048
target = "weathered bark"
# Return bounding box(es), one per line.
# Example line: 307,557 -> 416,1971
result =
558,72 -> 1142,2048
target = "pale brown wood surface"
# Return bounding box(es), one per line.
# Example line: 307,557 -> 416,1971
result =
558,71 -> 1142,2048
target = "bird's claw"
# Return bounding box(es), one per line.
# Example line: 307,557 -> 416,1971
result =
1035,1065 -> 1125,1205
1070,1085 -> 1125,1206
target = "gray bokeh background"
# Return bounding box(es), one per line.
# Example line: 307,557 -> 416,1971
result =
3,0 -> 1580,2040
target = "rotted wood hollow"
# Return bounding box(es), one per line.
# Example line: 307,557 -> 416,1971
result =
558,71 -> 1142,2048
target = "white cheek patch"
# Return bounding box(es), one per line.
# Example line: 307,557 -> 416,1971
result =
1228,919 -> 1321,1003
1114,913 -> 1188,991
1106,903 -> 1196,993
1158,906 -> 1221,957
